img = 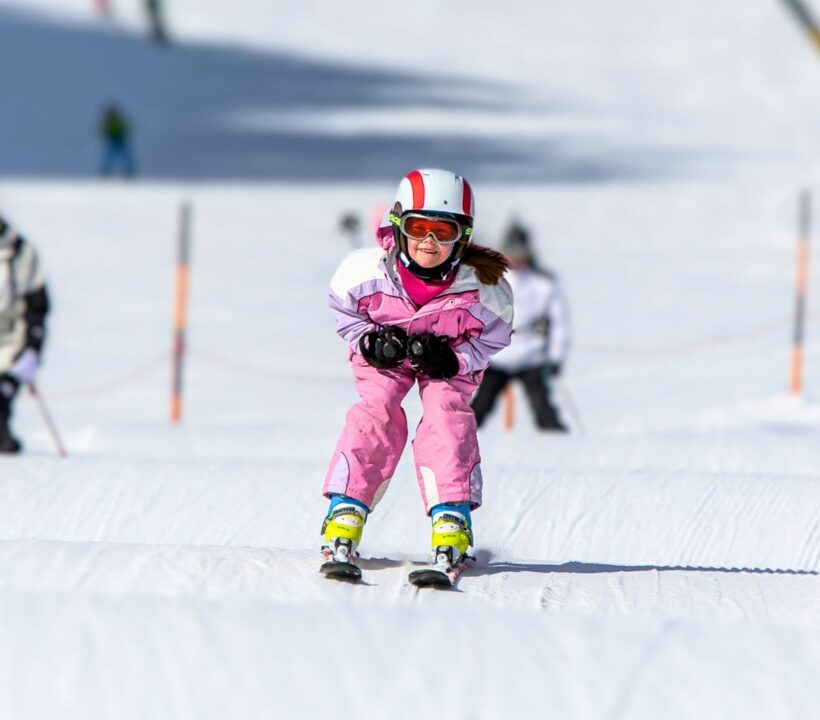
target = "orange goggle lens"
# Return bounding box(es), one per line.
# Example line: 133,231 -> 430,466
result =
401,214 -> 462,244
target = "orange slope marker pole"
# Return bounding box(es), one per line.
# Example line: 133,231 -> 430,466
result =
170,201 -> 192,423
791,189 -> 811,395
502,385 -> 514,431
781,0 -> 820,53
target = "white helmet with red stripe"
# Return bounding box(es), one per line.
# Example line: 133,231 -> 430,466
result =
390,168 -> 475,280
394,168 -> 474,220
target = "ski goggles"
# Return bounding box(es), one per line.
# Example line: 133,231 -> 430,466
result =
390,212 -> 472,244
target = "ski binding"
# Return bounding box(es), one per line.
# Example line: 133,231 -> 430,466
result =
409,547 -> 474,589
320,538 -> 362,582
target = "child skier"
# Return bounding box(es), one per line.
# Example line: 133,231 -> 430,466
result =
322,169 -> 513,580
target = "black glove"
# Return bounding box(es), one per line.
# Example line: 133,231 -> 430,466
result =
0,373 -> 20,401
406,333 -> 459,379
530,316 -> 551,337
359,326 -> 408,369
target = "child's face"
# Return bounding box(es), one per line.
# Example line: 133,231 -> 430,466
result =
407,236 -> 455,269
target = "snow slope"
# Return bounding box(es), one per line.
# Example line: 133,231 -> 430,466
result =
1,1 -> 820,718
5,0 -> 820,182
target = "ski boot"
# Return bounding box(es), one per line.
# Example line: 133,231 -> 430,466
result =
409,503 -> 474,588
430,503 -> 473,568
0,424 -> 21,454
0,389 -> 21,455
319,496 -> 369,581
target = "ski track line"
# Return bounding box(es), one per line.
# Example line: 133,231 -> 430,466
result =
529,563 -> 820,627
651,566 -> 661,611
678,482 -> 718,567
501,483 -> 543,547
684,574 -> 697,618
714,574 -> 745,622
755,575 -> 771,623
608,572 -> 628,615
798,513 -> 820,569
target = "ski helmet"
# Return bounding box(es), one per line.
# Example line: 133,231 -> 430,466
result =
389,168 -> 475,281
501,221 -> 533,265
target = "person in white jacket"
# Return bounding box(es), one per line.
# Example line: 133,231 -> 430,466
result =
471,222 -> 570,431
0,216 -> 50,453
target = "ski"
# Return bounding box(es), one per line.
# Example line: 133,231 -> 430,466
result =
408,556 -> 474,589
320,560 -> 362,582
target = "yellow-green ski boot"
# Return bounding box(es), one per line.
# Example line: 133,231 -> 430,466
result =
408,504 -> 475,588
430,504 -> 473,569
320,497 -> 368,567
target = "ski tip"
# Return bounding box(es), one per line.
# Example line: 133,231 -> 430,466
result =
320,561 -> 362,582
408,568 -> 453,589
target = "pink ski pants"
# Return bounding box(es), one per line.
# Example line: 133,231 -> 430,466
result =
323,356 -> 483,514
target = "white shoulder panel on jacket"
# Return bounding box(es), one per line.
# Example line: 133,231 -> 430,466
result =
330,247 -> 387,298
478,277 -> 514,323
17,242 -> 45,291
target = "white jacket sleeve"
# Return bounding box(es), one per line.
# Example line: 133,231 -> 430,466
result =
547,279 -> 570,365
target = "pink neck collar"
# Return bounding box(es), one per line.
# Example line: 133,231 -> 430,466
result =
397,261 -> 456,307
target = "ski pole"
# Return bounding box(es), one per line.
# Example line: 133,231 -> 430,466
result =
554,378 -> 585,436
27,382 -> 68,458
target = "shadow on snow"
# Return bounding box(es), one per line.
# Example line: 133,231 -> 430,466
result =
356,553 -> 819,576
0,6 -> 706,183
471,556 -> 819,577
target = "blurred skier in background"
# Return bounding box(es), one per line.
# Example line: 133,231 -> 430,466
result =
337,211 -> 362,248
145,0 -> 168,44
0,217 -> 50,454
471,221 -> 570,432
99,104 -> 136,178
321,169 -> 513,583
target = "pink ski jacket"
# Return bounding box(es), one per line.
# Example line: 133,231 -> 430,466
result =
329,232 -> 513,378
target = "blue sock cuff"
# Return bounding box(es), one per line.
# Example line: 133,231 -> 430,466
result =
430,502 -> 472,527
328,494 -> 370,517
